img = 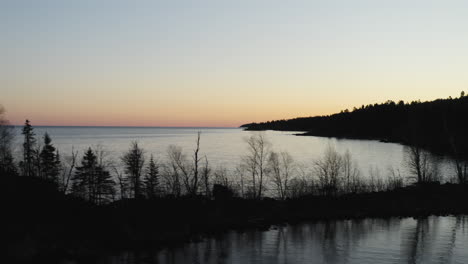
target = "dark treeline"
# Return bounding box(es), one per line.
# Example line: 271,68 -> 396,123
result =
242,92 -> 468,157
2,100 -> 467,203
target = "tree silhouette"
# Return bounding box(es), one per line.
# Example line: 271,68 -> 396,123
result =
241,133 -> 271,199
0,105 -> 17,176
40,132 -> 61,183
144,154 -> 159,198
267,151 -> 294,200
122,141 -> 145,199
72,147 -> 115,204
22,120 -> 37,177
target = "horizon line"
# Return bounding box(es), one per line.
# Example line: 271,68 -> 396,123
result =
9,124 -> 240,129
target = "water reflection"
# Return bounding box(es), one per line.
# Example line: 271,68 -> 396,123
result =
93,216 -> 468,264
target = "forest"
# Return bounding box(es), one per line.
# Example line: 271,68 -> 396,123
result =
242,93 -> 468,158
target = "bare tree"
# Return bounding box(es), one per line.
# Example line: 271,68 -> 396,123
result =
190,132 -> 201,196
405,145 -> 439,183
59,146 -> 78,193
367,166 -> 385,192
122,141 -> 145,198
268,151 -> 294,200
288,178 -> 310,198
164,145 -> 184,197
112,164 -> 128,199
448,136 -> 468,184
213,165 -> 229,186
235,165 -> 246,198
445,115 -> 468,184
167,132 -> 204,196
453,159 -> 468,184
241,132 -> 271,199
386,166 -> 404,191
341,150 -> 361,193
168,144 -> 190,194
314,145 -> 342,196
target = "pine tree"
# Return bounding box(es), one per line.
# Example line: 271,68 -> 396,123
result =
144,155 -> 159,198
122,142 -> 145,199
22,120 -> 37,177
71,148 -> 114,204
94,166 -> 115,205
72,148 -> 96,201
40,133 -> 61,183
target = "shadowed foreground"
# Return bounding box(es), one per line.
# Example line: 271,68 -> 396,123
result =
5,175 -> 468,263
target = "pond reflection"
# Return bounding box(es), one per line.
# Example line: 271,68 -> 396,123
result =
96,216 -> 468,264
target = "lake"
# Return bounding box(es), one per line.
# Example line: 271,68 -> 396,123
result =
10,127 -> 466,263
77,216 -> 468,264
12,126 -> 456,183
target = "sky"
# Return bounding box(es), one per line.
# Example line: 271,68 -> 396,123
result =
1,0 -> 468,127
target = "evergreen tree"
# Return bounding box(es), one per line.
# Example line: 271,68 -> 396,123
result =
72,148 -> 96,201
22,120 -> 37,177
94,166 -> 115,205
144,155 -> 159,198
122,142 -> 145,199
71,148 -> 115,204
40,133 -> 61,183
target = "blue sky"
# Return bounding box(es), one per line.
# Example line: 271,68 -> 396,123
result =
1,0 -> 467,126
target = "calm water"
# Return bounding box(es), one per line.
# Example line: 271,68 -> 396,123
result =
13,127 -> 465,263
12,126 -> 455,181
89,216 -> 468,264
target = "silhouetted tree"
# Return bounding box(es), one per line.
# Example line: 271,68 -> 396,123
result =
72,148 -> 115,204
234,165 -> 246,198
0,105 -> 17,176
268,151 -> 294,200
386,167 -> 404,190
122,141 -> 145,199
341,150 -> 361,193
59,147 -> 78,193
165,132 -> 205,196
112,164 -> 128,199
144,154 -> 159,198
213,166 -> 231,187
201,155 -> 212,198
190,131 -> 201,196
405,145 -> 439,183
165,145 -> 186,196
367,166 -> 385,192
40,133 -> 61,183
314,145 -> 342,196
241,133 -> 271,199
22,119 -> 37,177
93,166 -> 115,204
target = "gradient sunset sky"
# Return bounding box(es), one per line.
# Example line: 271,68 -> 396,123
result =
2,0 -> 468,127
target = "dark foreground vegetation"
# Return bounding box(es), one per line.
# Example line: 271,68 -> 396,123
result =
5,174 -> 468,263
243,92 -> 468,156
